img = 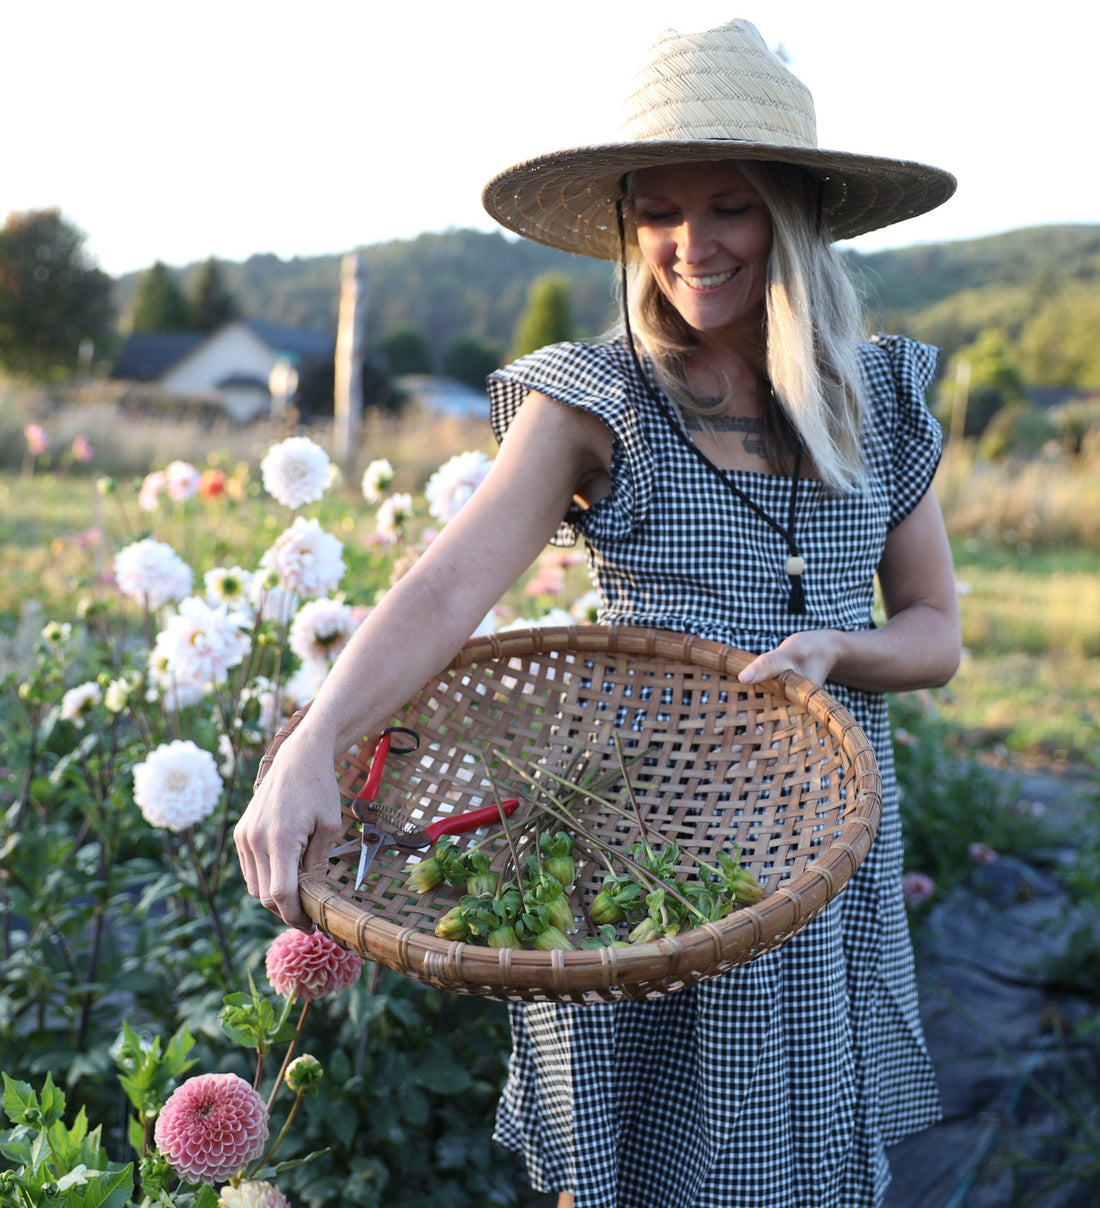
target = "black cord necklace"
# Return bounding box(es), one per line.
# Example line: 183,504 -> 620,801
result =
615,200 -> 807,615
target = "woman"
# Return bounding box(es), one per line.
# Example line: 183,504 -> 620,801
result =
236,19 -> 961,1208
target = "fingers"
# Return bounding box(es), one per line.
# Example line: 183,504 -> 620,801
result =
738,631 -> 835,688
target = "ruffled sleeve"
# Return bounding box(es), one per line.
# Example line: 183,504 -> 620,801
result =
488,340 -> 655,546
862,335 -> 944,529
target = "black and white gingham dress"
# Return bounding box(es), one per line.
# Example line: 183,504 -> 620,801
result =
486,334 -> 943,1208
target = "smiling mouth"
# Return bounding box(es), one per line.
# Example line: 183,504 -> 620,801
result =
680,269 -> 739,291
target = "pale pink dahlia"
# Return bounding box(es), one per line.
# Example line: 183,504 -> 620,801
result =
218,1180 -> 291,1208
265,928 -> 364,1000
288,598 -> 360,664
259,518 -> 345,600
154,1072 -> 268,1185
424,450 -> 492,524
114,538 -> 193,608
260,436 -> 331,509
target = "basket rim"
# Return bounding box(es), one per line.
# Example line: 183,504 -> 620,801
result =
261,624 -> 883,999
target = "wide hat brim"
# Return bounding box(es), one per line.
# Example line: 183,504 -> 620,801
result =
482,139 -> 957,259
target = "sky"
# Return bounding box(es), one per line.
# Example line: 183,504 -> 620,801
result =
5,0 -> 1097,278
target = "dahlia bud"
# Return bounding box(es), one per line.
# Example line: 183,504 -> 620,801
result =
487,924 -> 521,949
540,831 -> 575,889
406,857 -> 444,893
284,1054 -> 323,1094
435,904 -> 472,942
532,925 -> 575,951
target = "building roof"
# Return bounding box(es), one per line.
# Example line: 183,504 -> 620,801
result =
111,319 -> 335,383
242,319 -> 334,362
110,332 -> 205,381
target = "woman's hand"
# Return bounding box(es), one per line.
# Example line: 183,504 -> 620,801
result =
234,724 -> 346,931
738,628 -> 841,688
739,486 -> 961,696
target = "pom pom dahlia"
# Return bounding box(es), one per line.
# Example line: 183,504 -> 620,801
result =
261,437 -> 331,509
154,1072 -> 268,1185
218,1181 -> 291,1208
133,739 -> 223,832
265,928 -> 363,1000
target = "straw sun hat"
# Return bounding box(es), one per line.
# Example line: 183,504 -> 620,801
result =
482,18 -> 956,258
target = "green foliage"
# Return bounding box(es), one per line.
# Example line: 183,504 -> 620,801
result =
978,400 -> 1058,460
378,327 -> 433,375
1018,285 -> 1100,390
1051,398 -> 1100,454
130,262 -> 193,333
511,274 -> 575,360
111,229 -> 618,375
0,210 -> 116,380
0,1072 -> 135,1208
937,328 -> 1028,438
188,259 -> 239,334
891,692 -> 1049,899
442,336 -> 501,389
0,441 -> 528,1208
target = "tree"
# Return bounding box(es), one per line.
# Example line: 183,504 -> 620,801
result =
511,273 -> 574,359
131,260 -> 193,332
937,328 -> 1028,438
379,327 -> 432,375
190,257 -> 239,332
442,335 -> 500,388
0,209 -> 116,380
1018,287 -> 1100,391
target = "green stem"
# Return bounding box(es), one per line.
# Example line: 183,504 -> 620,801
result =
265,999 -> 311,1113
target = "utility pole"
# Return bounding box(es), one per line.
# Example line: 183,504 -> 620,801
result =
333,252 -> 369,469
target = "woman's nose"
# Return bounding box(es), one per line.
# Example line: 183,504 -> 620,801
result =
675,216 -> 715,263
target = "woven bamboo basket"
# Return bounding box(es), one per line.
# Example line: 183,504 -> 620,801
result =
255,625 -> 882,1005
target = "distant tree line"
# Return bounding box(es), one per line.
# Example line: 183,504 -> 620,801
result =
4,208 -> 1099,459
130,257 -> 239,334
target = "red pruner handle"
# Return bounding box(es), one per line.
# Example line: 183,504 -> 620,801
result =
356,730 -> 393,804
423,799 -> 520,843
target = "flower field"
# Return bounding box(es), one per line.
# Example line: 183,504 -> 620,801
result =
1,406 -> 1096,1207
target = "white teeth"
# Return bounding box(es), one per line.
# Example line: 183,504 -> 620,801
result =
682,270 -> 736,289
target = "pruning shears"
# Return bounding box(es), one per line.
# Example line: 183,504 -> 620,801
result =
330,726 -> 519,890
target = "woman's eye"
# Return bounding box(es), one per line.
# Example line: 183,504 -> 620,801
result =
637,209 -> 674,224
716,206 -> 750,218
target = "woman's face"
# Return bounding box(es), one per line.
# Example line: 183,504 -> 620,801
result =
631,161 -> 773,345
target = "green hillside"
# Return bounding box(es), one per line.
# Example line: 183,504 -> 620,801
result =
113,224 -> 1100,389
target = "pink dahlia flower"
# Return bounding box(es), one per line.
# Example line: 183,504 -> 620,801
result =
265,928 -> 364,1000
901,871 -> 936,909
154,1072 -> 268,1185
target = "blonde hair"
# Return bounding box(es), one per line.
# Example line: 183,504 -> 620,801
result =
622,161 -> 869,493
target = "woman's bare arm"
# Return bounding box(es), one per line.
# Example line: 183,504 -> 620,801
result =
235,394 -> 612,928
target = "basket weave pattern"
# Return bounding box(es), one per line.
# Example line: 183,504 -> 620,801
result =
256,626 -> 881,1005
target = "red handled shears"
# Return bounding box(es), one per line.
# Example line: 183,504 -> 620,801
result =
330,727 -> 518,889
